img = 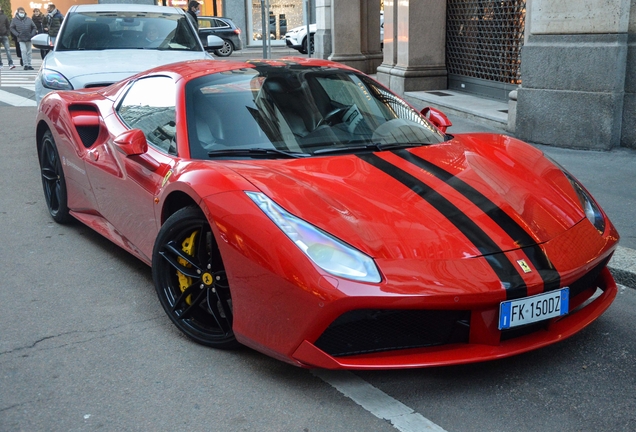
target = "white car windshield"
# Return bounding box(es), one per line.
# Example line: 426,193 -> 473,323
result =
57,11 -> 202,51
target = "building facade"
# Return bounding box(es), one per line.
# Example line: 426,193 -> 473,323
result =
9,0 -> 633,149
315,0 -> 635,150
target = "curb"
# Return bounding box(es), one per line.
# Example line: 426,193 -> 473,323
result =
608,246 -> 636,288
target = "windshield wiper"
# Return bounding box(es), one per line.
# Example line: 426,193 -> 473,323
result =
207,148 -> 309,159
312,141 -> 427,156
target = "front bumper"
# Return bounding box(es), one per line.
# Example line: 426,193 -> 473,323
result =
285,36 -> 302,50
293,265 -> 617,369
209,190 -> 619,370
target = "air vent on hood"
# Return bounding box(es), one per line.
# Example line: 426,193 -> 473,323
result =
84,83 -> 114,89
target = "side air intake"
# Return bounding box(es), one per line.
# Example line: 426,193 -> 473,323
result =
69,105 -> 101,148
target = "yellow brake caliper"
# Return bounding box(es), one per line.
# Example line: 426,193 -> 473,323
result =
177,230 -> 199,305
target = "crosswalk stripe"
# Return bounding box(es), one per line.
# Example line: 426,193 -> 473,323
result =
0,89 -> 36,106
0,61 -> 40,104
0,51 -> 42,105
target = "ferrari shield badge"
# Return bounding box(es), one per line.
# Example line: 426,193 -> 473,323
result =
161,170 -> 173,188
516,259 -> 532,273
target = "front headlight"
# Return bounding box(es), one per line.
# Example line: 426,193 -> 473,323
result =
40,69 -> 73,91
563,171 -> 606,234
246,192 -> 382,283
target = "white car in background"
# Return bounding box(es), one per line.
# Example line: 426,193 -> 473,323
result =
284,23 -> 317,54
285,12 -> 384,54
32,4 -> 223,104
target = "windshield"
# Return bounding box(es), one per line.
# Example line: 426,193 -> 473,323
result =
57,11 -> 202,51
186,65 -> 446,159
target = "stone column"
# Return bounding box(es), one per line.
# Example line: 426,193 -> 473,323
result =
515,0 -> 633,150
328,0 -> 367,71
314,0 -> 332,60
376,0 -> 396,89
360,0 -> 383,72
376,0 -> 447,94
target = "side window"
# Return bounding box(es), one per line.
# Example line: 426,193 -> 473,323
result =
212,19 -> 228,28
117,76 -> 177,155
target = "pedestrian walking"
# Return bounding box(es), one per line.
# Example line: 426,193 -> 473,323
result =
10,7 -> 37,70
0,6 -> 16,69
32,8 -> 44,33
186,1 -> 200,31
31,8 -> 47,59
43,4 -> 63,47
11,11 -> 23,65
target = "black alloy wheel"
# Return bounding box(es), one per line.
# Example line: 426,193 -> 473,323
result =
152,206 -> 239,348
301,34 -> 315,55
214,39 -> 234,57
39,130 -> 72,224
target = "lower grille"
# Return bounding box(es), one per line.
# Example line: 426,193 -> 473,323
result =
314,309 -> 470,357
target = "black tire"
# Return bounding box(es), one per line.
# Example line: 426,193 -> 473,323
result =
301,34 -> 315,55
39,130 -> 72,224
152,206 -> 239,348
213,39 -> 234,57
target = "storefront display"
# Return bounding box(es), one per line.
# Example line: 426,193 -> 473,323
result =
251,0 -> 303,42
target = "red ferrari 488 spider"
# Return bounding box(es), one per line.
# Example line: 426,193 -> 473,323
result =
36,58 -> 619,369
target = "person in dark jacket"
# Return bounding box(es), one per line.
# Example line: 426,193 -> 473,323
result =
186,1 -> 200,31
10,11 -> 22,65
31,8 -> 44,33
0,7 -> 16,69
43,4 -> 63,45
31,8 -> 47,59
10,7 -> 37,70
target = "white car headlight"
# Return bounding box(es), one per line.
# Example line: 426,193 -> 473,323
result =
40,69 -> 74,91
246,192 -> 382,283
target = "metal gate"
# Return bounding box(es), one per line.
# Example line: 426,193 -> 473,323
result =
446,0 -> 526,100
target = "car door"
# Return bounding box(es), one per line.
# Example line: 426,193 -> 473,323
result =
83,76 -> 178,262
198,17 -> 229,46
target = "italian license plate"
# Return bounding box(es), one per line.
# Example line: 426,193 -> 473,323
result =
499,288 -> 569,330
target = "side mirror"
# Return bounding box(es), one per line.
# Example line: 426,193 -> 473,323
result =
114,129 -> 148,156
32,33 -> 53,50
207,35 -> 224,50
421,106 -> 452,133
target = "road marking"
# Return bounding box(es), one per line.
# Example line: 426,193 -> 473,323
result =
312,369 -> 448,432
0,89 -> 36,106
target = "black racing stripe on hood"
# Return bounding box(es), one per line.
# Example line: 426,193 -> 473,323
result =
394,149 -> 561,293
358,153 -> 527,300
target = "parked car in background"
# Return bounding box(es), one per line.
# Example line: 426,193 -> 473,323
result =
31,3 -> 223,104
284,23 -> 316,54
285,15 -> 384,54
197,16 -> 243,57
